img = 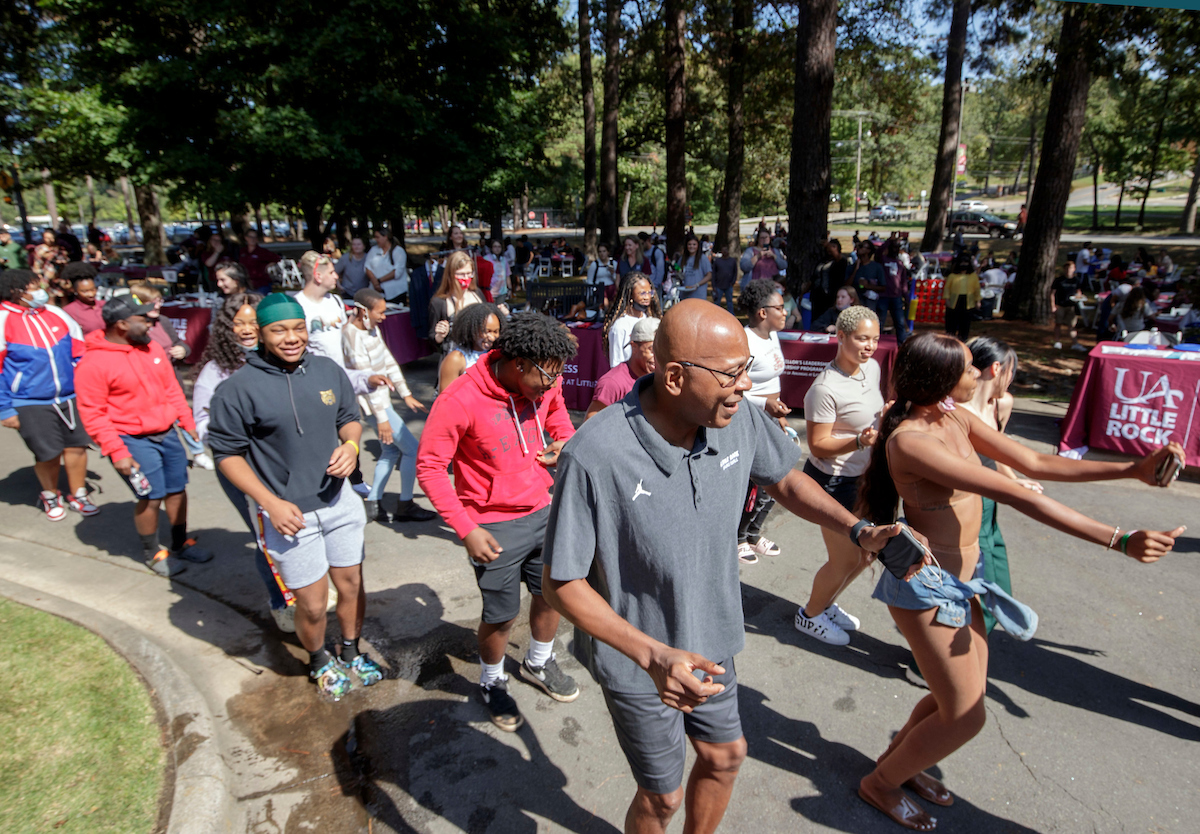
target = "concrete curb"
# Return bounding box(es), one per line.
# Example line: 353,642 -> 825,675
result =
0,577 -> 237,834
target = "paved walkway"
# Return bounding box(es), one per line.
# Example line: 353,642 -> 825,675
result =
1,358 -> 1198,832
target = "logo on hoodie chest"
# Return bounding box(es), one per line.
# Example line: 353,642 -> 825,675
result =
320,389 -> 336,406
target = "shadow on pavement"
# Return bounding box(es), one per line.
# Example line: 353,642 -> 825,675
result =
739,684 -> 1040,833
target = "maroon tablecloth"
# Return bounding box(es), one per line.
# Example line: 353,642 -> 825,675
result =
561,324 -> 610,410
779,333 -> 898,409
161,304 -> 212,365
378,310 -> 431,365
1059,342 -> 1200,467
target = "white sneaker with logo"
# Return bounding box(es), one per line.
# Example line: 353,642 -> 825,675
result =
825,602 -> 861,631
794,607 -> 850,646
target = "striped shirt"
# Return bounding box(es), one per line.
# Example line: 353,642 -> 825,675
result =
342,322 -> 412,420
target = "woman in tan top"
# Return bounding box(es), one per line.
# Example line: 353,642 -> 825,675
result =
854,332 -> 1185,831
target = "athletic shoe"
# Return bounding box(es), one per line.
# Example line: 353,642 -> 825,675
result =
1071,343 -> 1088,352
520,655 -> 580,703
173,539 -> 213,563
340,653 -> 384,686
826,602 -> 861,631
794,607 -> 850,646
191,452 -> 215,471
66,488 -> 100,517
148,549 -> 186,577
480,677 -> 524,731
39,490 -> 66,522
737,542 -> 759,565
311,659 -> 352,701
364,500 -> 389,523
748,537 -> 781,557
392,499 -> 437,523
1053,341 -> 1063,350
270,606 -> 296,634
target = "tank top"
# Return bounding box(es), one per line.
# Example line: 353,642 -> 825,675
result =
452,346 -> 487,370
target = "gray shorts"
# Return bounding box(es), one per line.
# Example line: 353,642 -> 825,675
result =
256,480 -> 367,591
474,506 -> 550,624
602,658 -> 742,795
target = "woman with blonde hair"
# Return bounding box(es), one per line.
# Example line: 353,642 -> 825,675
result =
430,249 -> 485,348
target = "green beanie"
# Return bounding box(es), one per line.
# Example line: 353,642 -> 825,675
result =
255,293 -> 306,326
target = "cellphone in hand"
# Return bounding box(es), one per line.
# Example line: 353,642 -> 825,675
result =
1155,452 -> 1184,487
877,524 -> 929,580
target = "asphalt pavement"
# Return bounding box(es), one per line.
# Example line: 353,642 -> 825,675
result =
0,354 -> 1197,834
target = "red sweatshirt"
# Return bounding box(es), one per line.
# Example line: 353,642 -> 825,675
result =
74,329 -> 195,461
417,349 -> 575,539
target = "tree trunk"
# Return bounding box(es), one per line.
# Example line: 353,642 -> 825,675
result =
1026,109 -> 1037,202
1012,147 -> 1026,194
1114,182 -> 1125,229
622,188 -> 632,228
487,209 -> 503,244
254,205 -> 264,237
1137,77 -> 1172,228
785,0 -> 836,297
42,170 -> 58,228
1091,149 -> 1100,231
302,204 -> 323,250
85,174 -> 97,223
10,165 -> 33,242
1010,5 -> 1092,324
512,198 -> 522,232
716,0 -> 750,259
920,0 -> 969,252
119,175 -> 138,243
134,184 -> 167,265
392,211 -> 406,248
231,208 -> 249,241
1181,155 -> 1198,234
580,0 -> 599,259
599,0 -> 621,247
663,0 -> 687,256
265,205 -> 276,240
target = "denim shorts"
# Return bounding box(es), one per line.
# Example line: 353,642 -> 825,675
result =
802,459 -> 860,513
120,431 -> 189,499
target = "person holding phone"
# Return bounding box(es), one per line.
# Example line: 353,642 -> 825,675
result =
854,331 -> 1186,830
416,312 -> 581,732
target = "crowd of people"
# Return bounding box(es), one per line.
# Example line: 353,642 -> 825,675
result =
0,215 -> 1192,833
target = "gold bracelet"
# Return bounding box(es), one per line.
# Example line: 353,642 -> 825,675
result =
344,439 -> 360,455
1107,526 -> 1121,550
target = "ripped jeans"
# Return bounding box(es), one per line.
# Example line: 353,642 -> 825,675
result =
367,406 -> 420,502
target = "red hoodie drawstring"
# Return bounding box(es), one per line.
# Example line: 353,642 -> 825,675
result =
507,395 -> 546,457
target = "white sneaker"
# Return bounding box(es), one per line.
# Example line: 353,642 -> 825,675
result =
271,606 -> 296,633
351,482 -> 371,498
1053,341 -> 1063,350
192,452 -> 215,471
826,602 -> 861,631
794,607 -> 850,646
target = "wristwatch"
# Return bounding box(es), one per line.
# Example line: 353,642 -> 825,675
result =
849,519 -> 875,547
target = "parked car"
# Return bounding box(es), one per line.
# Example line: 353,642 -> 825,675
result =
947,211 -> 1018,239
868,205 -> 899,221
957,200 -> 990,212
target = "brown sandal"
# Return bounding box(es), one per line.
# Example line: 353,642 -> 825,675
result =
857,787 -> 937,830
904,771 -> 954,807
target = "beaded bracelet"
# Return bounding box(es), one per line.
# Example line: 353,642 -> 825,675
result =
1107,526 -> 1121,550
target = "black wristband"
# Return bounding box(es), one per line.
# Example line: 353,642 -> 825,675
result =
849,519 -> 875,547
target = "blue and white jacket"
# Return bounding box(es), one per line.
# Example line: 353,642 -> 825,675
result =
0,301 -> 85,420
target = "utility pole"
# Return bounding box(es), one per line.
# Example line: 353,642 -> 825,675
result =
834,110 -> 874,224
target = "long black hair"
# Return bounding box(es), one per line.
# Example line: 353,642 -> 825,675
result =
602,272 -> 660,344
966,335 -> 1016,378
450,301 -> 504,350
855,332 -> 969,524
200,291 -> 263,374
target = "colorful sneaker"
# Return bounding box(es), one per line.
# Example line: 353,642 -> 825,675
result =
173,538 -> 213,563
39,490 -> 66,522
794,607 -> 850,646
311,659 -> 353,701
737,542 -> 759,565
826,602 -> 861,631
148,548 -> 186,577
480,677 -> 524,731
270,606 -> 296,634
66,488 -> 100,517
748,537 -> 781,557
340,653 -> 384,686
520,655 -> 580,703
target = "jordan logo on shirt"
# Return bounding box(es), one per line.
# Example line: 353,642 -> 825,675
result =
631,480 -> 652,502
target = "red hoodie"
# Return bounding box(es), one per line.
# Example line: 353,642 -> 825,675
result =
417,349 -> 575,539
74,329 -> 195,461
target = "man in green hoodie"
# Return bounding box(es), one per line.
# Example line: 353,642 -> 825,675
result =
207,293 -> 379,701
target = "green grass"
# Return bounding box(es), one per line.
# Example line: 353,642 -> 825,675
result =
1061,205 -> 1185,233
0,598 -> 164,833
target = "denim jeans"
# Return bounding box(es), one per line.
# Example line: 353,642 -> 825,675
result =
367,406 -> 420,502
876,295 -> 909,344
712,285 -> 735,313
216,469 -> 288,610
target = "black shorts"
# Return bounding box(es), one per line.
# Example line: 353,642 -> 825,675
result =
803,459 -> 860,513
15,401 -> 92,462
473,506 -> 550,624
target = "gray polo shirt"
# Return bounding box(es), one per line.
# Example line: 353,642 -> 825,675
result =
544,376 -> 802,694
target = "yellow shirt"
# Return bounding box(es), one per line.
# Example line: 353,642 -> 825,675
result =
943,271 -> 981,308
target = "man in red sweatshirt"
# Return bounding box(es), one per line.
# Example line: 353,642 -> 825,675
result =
75,296 -> 212,577
417,312 -> 580,731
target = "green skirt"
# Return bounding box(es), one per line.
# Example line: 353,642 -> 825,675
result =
977,496 -> 1013,635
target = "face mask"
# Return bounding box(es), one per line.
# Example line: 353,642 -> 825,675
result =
456,275 -> 472,289
26,288 -> 49,308
632,301 -> 649,313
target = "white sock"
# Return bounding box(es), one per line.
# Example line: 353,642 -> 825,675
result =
480,659 -> 506,687
526,638 -> 554,669
41,489 -> 57,499
75,487 -> 88,499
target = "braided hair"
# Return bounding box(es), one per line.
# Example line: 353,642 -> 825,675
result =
602,272 -> 660,344
854,332 -> 968,524
199,292 -> 263,375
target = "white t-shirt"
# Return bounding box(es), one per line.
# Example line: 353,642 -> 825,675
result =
365,244 -> 407,295
803,358 -> 884,477
587,259 -> 617,286
608,314 -> 640,368
295,292 -> 349,367
744,327 -> 784,408
1075,248 -> 1092,272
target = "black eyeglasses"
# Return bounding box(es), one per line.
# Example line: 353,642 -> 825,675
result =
762,304 -> 785,312
529,359 -> 562,385
676,358 -> 753,389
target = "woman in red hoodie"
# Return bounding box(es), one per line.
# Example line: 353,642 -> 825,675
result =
417,312 -> 580,732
